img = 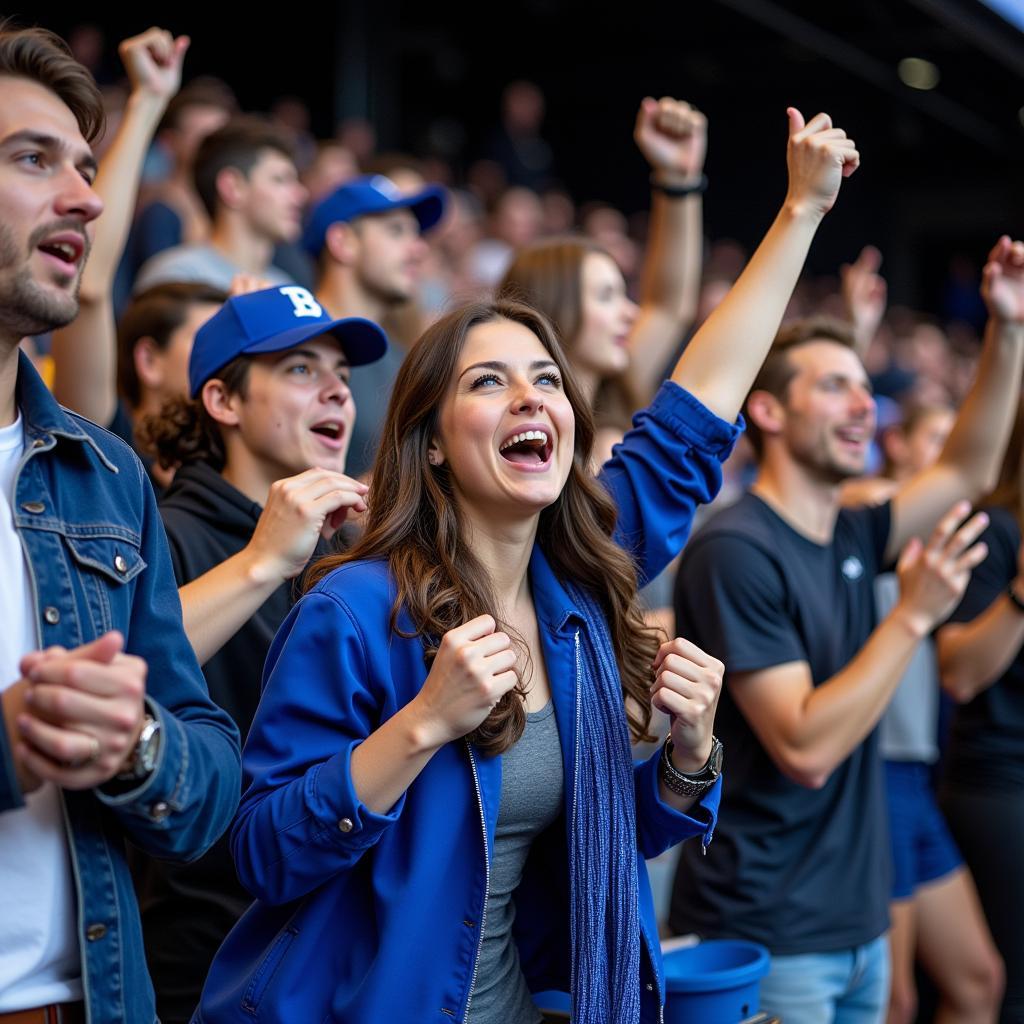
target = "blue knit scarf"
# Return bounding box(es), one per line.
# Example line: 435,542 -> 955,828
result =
563,581 -> 641,1024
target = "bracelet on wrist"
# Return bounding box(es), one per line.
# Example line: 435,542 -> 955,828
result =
659,735 -> 723,798
650,172 -> 707,198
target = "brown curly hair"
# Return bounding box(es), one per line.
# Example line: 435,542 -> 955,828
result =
306,299 -> 660,756
137,358 -> 251,472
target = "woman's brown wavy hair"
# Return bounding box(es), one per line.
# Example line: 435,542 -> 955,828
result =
306,299 -> 659,755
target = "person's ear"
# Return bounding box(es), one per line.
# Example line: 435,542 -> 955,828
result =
882,426 -> 908,469
202,378 -> 243,427
746,389 -> 786,441
427,439 -> 445,468
325,221 -> 360,266
134,337 -> 165,392
215,166 -> 249,211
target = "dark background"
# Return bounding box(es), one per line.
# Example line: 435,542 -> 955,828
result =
26,0 -> 1024,314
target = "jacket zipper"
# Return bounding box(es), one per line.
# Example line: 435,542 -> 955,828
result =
639,921 -> 665,1024
568,630 -> 582,998
462,740 -> 490,1020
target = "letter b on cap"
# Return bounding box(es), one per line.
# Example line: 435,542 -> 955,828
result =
280,286 -> 323,319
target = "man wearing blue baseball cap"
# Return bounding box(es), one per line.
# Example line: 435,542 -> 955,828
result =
132,283 -> 388,1022
303,173 -> 447,477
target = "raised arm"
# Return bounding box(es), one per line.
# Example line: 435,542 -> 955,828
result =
50,28 -> 188,425
671,108 -> 859,423
735,504 -> 987,788
841,245 -> 887,360
623,97 -> 706,406
887,237 -> 1024,563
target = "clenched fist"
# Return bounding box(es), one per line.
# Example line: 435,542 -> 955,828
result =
652,636 -> 723,773
981,235 -> 1024,325
409,615 -> 519,749
118,27 -> 190,104
15,632 -> 148,791
784,108 -> 860,220
635,96 -> 707,186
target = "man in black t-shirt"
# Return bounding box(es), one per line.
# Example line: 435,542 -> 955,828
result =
670,244 -> 1024,1024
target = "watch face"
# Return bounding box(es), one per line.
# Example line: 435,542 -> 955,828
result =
138,719 -> 161,774
709,740 -> 724,776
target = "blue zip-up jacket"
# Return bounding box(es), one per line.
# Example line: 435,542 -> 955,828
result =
195,381 -> 741,1024
0,354 -> 242,1024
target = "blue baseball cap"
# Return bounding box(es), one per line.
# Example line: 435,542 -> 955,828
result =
302,174 -> 447,258
188,285 -> 388,397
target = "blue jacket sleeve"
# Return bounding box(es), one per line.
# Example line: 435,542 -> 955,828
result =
599,381 -> 742,587
95,460 -> 241,861
231,590 -> 405,905
634,745 -> 720,860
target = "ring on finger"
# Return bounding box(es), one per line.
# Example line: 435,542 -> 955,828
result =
65,735 -> 101,770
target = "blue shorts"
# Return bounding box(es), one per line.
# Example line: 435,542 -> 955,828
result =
885,760 -> 962,901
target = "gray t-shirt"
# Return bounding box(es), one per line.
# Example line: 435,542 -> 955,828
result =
876,572 -> 940,763
467,701 -> 564,1024
133,243 -> 293,294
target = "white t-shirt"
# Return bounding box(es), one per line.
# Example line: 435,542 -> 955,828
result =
0,414 -> 81,1010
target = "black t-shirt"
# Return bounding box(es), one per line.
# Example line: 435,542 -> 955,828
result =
669,492 -> 893,955
947,505 -> 1024,790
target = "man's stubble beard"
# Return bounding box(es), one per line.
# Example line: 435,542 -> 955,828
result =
0,221 -> 86,340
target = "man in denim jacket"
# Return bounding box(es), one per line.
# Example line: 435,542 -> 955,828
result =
0,25 -> 241,1024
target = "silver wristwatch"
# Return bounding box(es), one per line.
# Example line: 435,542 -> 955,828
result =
116,715 -> 161,781
660,736 -> 724,797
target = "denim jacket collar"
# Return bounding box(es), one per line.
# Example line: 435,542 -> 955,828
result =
16,351 -> 119,473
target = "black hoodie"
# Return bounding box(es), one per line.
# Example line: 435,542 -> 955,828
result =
133,460 -> 321,1023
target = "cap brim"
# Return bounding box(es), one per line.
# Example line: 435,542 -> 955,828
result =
241,316 -> 388,367
401,185 -> 447,233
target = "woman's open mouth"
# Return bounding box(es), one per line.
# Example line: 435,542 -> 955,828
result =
498,428 -> 553,469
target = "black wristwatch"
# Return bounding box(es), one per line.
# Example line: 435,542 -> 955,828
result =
660,735 -> 724,797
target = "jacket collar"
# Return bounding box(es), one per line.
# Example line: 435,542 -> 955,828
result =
529,544 -> 586,633
16,351 -> 118,472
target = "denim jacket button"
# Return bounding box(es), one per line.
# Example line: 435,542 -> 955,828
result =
114,554 -> 128,574
43,606 -> 60,625
20,501 -> 44,514
337,817 -> 354,833
86,923 -> 107,941
150,801 -> 170,821
31,438 -> 45,449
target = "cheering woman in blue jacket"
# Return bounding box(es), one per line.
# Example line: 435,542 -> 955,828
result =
195,106 -> 860,1024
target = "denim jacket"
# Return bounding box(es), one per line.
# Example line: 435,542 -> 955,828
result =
0,354 -> 241,1024
196,381 -> 741,1024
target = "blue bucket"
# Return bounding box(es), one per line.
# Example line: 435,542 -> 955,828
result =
663,939 -> 770,1023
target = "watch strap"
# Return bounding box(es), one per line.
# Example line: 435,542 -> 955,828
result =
650,172 -> 708,198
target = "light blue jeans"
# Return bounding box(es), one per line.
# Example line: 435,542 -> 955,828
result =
758,935 -> 890,1024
